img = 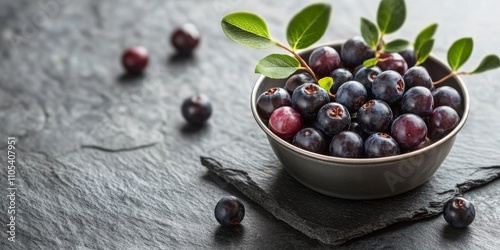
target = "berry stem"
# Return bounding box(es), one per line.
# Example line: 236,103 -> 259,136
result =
275,41 -> 319,82
432,71 -> 468,85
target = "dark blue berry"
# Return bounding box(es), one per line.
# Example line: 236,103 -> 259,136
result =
340,36 -> 375,68
284,73 -> 315,95
364,133 -> 400,158
401,86 -> 434,117
181,94 -> 212,126
292,83 -> 329,121
329,131 -> 364,158
403,66 -> 433,91
398,48 -> 416,68
256,87 -> 291,120
214,196 -> 245,227
372,70 -> 405,104
432,86 -> 462,112
329,68 -> 353,94
357,100 -> 393,134
335,80 -> 367,112
354,66 -> 381,97
293,128 -> 326,154
443,197 -> 475,228
315,103 -> 351,137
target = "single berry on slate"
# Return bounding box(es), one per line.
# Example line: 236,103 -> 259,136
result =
354,66 -> 381,96
214,196 -> 245,227
329,68 -> 353,94
443,196 -> 475,228
391,113 -> 427,149
122,46 -> 149,74
315,102 -> 351,137
364,133 -> 400,158
329,131 -> 364,158
340,36 -> 375,68
284,73 -> 315,95
372,70 -> 405,104
376,52 -> 408,76
181,94 -> 213,126
403,66 -> 433,90
398,48 -> 416,68
357,100 -> 393,134
292,83 -> 329,121
268,106 -> 303,140
308,46 -> 341,78
171,23 -> 200,54
335,80 -> 367,112
428,106 -> 460,140
256,87 -> 291,120
432,86 -> 462,112
401,86 -> 434,117
293,127 -> 326,154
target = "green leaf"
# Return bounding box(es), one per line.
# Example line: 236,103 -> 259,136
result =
414,23 -> 438,53
221,12 -> 274,49
470,55 -> 500,74
254,54 -> 301,79
360,18 -> 379,49
415,39 -> 434,65
384,39 -> 410,53
363,57 -> 379,67
318,77 -> 334,93
377,0 -> 406,34
447,37 -> 473,71
287,3 -> 331,50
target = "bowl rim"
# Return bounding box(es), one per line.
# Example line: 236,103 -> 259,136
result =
250,41 -> 470,165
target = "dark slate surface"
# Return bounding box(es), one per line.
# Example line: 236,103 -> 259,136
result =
0,0 -> 500,249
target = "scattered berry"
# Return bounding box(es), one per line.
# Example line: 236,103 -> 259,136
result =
171,23 -> 200,54
181,94 -> 212,126
214,196 -> 245,227
443,197 -> 475,228
121,46 -> 149,74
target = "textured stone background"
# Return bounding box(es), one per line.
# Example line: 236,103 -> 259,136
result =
0,0 -> 499,249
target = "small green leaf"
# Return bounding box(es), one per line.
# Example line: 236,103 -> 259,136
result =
377,0 -> 406,34
287,3 -> 331,50
363,57 -> 379,67
254,54 -> 301,79
318,77 -> 334,92
447,37 -> 473,71
414,23 -> 438,53
384,39 -> 410,53
221,12 -> 274,49
416,39 -> 434,65
360,18 -> 379,49
470,55 -> 500,74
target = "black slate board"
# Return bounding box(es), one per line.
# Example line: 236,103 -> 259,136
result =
202,123 -> 500,245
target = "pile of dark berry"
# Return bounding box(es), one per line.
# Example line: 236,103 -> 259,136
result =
256,40 -> 462,158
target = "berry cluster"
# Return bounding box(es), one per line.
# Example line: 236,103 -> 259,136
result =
257,39 -> 462,158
